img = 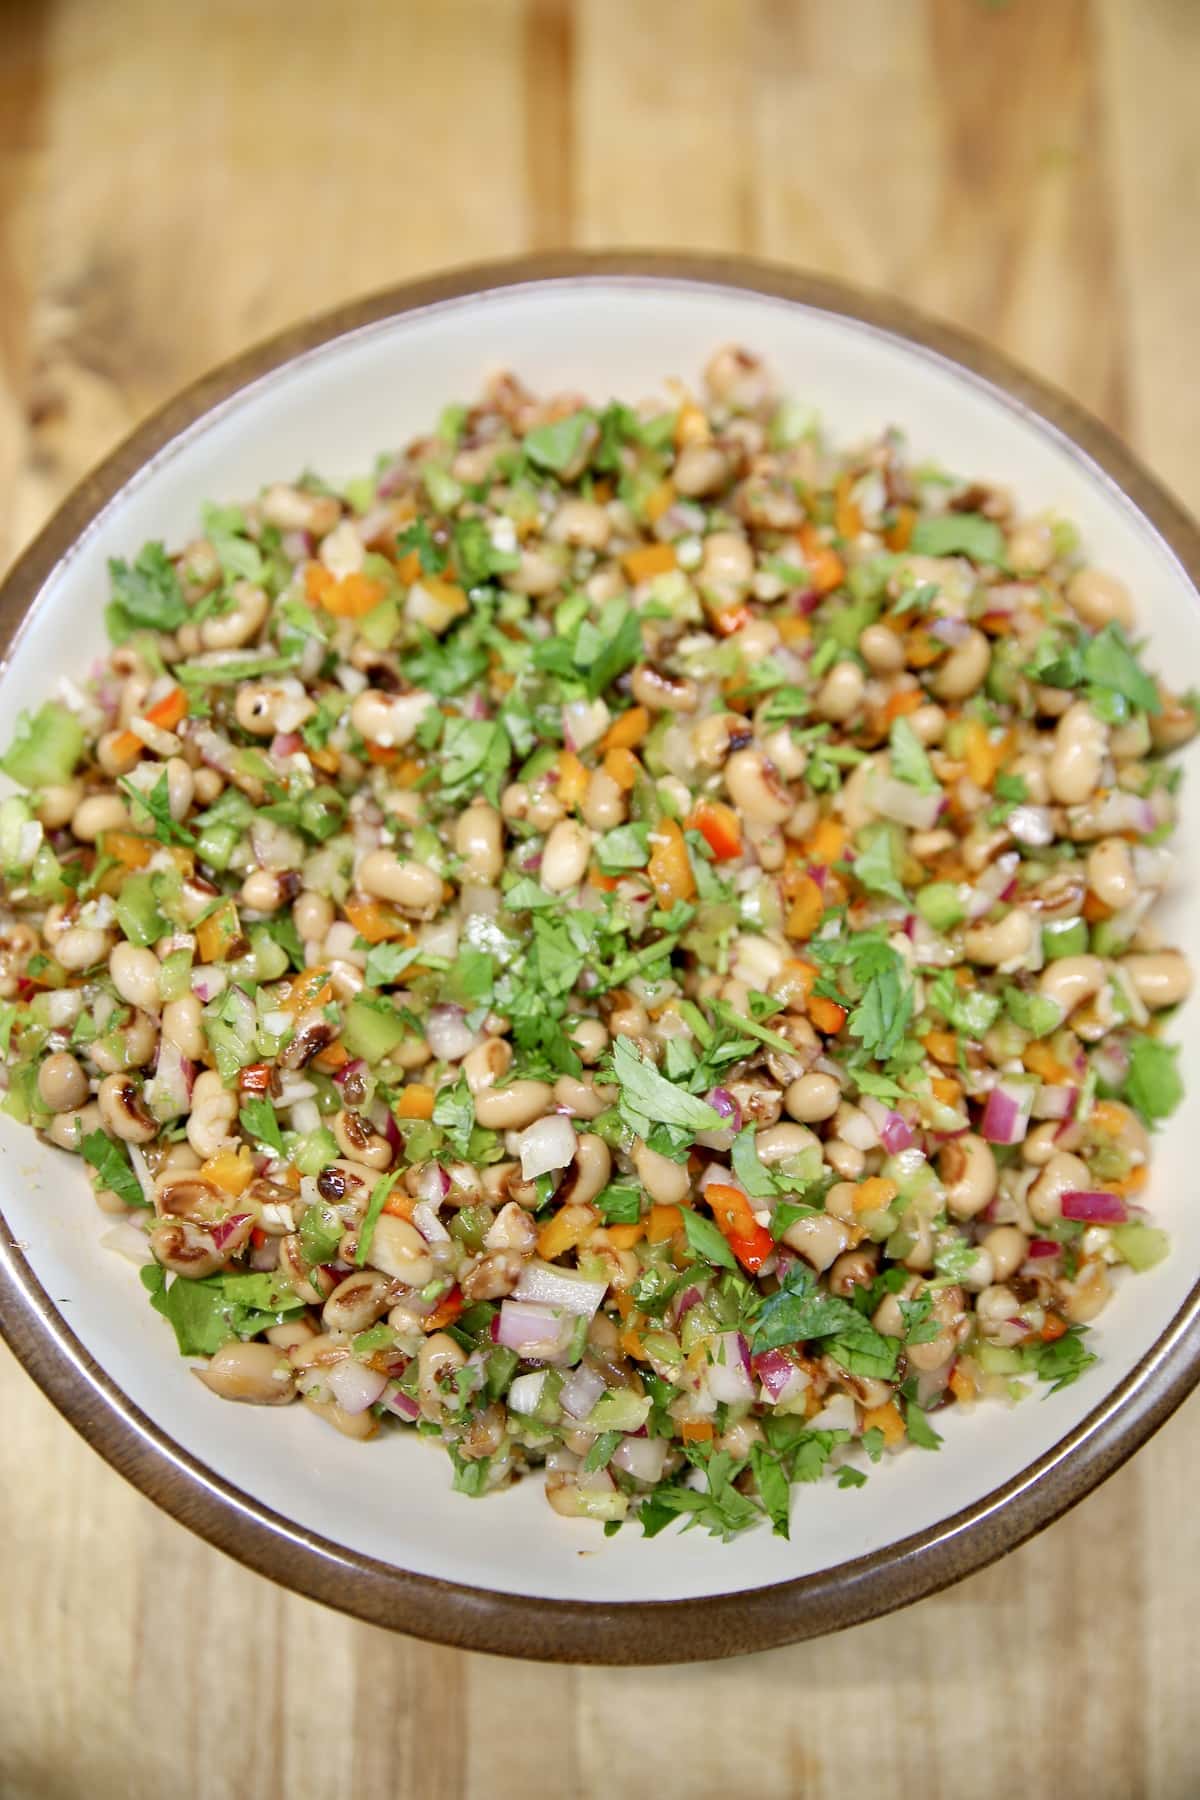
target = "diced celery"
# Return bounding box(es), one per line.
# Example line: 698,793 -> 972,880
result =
247,926 -> 289,982
916,881 -> 966,931
1110,1223 -> 1170,1272
977,1343 -> 1024,1374
358,596 -> 400,651
0,795 -> 35,868
423,464 -> 462,514
195,821 -> 241,870
0,702 -> 85,789
533,1368 -> 565,1424
115,872 -> 167,947
574,1486 -> 629,1523
291,1127 -> 339,1178
297,786 -> 346,844
1042,916 -> 1088,960
158,948 -> 194,1002
340,996 -> 409,1062
585,1389 -> 653,1433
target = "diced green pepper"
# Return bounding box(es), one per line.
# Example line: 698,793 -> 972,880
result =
0,702 -> 85,789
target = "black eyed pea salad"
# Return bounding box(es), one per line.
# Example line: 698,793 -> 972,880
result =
0,345 -> 1194,1538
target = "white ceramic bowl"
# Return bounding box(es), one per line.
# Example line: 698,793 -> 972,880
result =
2,256 -> 1198,1663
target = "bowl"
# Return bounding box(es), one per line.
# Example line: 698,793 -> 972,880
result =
2,254 -> 1198,1664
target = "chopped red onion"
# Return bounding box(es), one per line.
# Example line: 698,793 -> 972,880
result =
496,1298 -> 576,1358
929,614 -> 971,646
965,852 -> 1020,922
332,1056 -> 369,1090
417,1161 -> 450,1206
672,1284 -> 704,1324
752,1347 -> 806,1403
513,1260 -> 607,1319
270,732 -> 303,759
980,1076 -> 1038,1145
412,1201 -> 450,1245
381,1382 -> 421,1421
706,1087 -> 742,1131
425,1004 -> 479,1063
880,1110 -> 915,1154
560,1364 -> 606,1421
1028,1238 -> 1060,1259
327,1359 -> 388,1415
1061,1190 -> 1128,1224
1031,1083 -> 1077,1121
210,1212 -> 252,1252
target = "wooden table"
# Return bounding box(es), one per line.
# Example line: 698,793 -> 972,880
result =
1,2 -> 1197,1794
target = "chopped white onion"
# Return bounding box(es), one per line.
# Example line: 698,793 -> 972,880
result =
506,1370 -> 549,1416
327,1359 -> 388,1416
412,1201 -> 450,1245
560,1364 -> 606,1421
611,1436 -> 669,1484
513,1259 -> 607,1318
562,696 -> 611,752
425,1004 -> 479,1063
809,1392 -> 857,1433
517,1114 -> 578,1181
705,1332 -> 754,1405
873,773 -> 944,832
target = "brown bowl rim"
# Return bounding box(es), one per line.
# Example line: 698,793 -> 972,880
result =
2,251 -> 1199,1665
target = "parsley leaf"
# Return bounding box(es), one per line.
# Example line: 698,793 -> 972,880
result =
355,1169 -> 403,1267
890,716 -> 939,794
523,410 -> 593,475
439,718 -> 512,805
749,1444 -> 792,1538
909,513 -> 1008,566
81,1129 -> 149,1209
1081,624 -> 1161,716
851,824 -> 908,905
238,1095 -> 284,1156
201,503 -> 265,584
106,543 -> 187,641
609,1035 -> 725,1141
681,1208 -> 738,1271
1122,1036 -> 1183,1124
904,1400 -> 944,1450
1026,1324 -> 1098,1394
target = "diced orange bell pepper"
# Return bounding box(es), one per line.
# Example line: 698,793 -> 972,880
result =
679,1418 -> 714,1444
622,541 -> 677,584
647,1203 -> 685,1244
804,817 -> 846,866
647,818 -> 696,906
687,801 -> 743,862
537,1208 -> 594,1262
883,688 -> 923,723
395,1083 -> 436,1120
382,1188 -> 416,1221
605,1223 -> 645,1250
320,571 -> 386,618
930,1075 -> 962,1107
556,749 -> 589,810
621,1326 -> 649,1362
1040,1312 -> 1069,1344
808,994 -> 847,1035
963,718 -> 1006,790
99,830 -> 154,870
423,1286 -> 464,1333
674,402 -> 710,448
1023,1042 -> 1073,1084
343,895 -> 411,943
195,898 -> 246,965
312,1040 -> 351,1073
709,602 -> 752,637
922,1030 -> 959,1066
1082,890 -> 1111,924
109,685 -> 190,764
785,873 -> 825,941
602,747 -> 640,791
853,1177 -> 898,1214
394,548 -> 422,584
775,616 -> 813,645
200,1147 -> 255,1197
884,505 -> 917,552
798,523 -> 845,595
643,480 -> 676,525
835,473 -> 863,541
948,1362 -> 977,1403
237,1062 -> 273,1094
281,966 -> 333,1016
600,706 -> 650,752
862,1399 -> 906,1445
705,1182 -> 773,1274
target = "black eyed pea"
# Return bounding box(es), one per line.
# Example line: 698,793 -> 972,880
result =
974,1284 -> 1020,1336
110,941 -> 162,1012
350,687 -> 435,749
454,800 -> 505,882
332,1108 -> 392,1170
362,1213 -> 434,1288
782,1211 -> 853,1272
630,666 -> 700,714
1087,837 -> 1136,911
906,1285 -> 967,1372
91,1008 -> 158,1073
234,684 -> 296,737
858,623 -> 905,672
97,1072 -> 157,1143
929,627 -> 990,702
1038,954 -> 1106,1016
827,1246 -> 878,1297
200,579 -> 269,650
1022,1119 -> 1075,1167
755,1122 -> 821,1166
278,1234 -> 336,1305
162,995 -> 206,1061
1119,951 -> 1192,1010
149,1216 -> 240,1278
552,1075 -> 610,1121
728,1080 -> 783,1128
1066,567 -> 1134,631
1028,1150 -> 1091,1227
502,545 -> 566,597
321,1269 -> 395,1334
293,889 -> 335,942
691,711 -> 752,769
37,1051 -> 89,1113
938,1133 -> 997,1220
981,1225 -> 1028,1282
700,530 -> 755,604
540,819 -> 594,893
672,442 -> 730,498
825,1139 -> 865,1181
634,1140 -> 691,1207
36,781 -> 83,830
723,747 -> 793,825
97,727 -> 143,778
1007,518 -> 1056,575
54,923 -> 116,973
483,1201 -> 538,1254
571,1018 -> 609,1065
704,344 -> 774,413
525,786 -> 566,832
1062,1260 -> 1112,1324
1150,693 -> 1198,753
1047,701 -> 1106,805
192,767 -> 224,806
358,849 -> 443,917
815,660 -> 865,724
784,1071 -> 841,1123
70,793 -> 130,842
240,867 -> 294,913
835,756 -> 879,832
556,1133 -> 612,1207
548,497 -> 612,550
261,482 -> 341,536
901,1213 -> 936,1274
960,1245 -> 995,1293
44,1101 -> 102,1152
197,1341 -> 296,1405
301,1392 -> 378,1440
462,1037 -> 514,1095
186,1069 -> 239,1158
822,1181 -> 863,1226
419,1330 -> 468,1422
963,906 -> 1035,969
907,703 -> 947,746
760,724 -> 807,781
461,1249 -> 525,1303
265,1318 -> 318,1350
474,1078 -> 556,1131
581,767 -> 627,832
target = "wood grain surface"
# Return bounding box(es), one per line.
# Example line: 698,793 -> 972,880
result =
1,1 -> 1197,1795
